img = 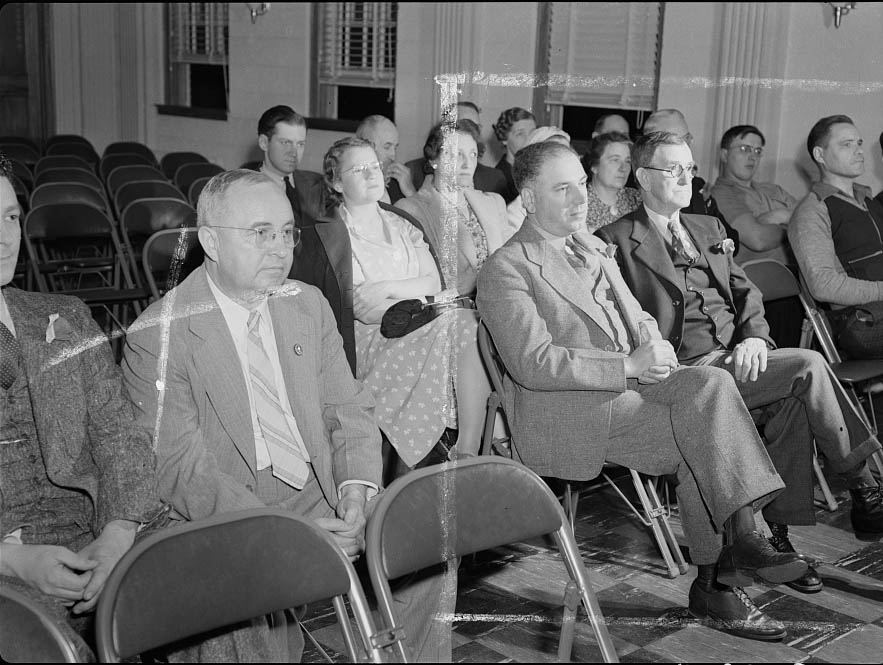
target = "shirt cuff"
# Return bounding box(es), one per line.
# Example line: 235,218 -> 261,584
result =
338,480 -> 380,501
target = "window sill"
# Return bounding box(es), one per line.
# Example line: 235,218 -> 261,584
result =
306,117 -> 360,132
156,105 -> 229,121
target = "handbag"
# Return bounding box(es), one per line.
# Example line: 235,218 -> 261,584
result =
380,295 -> 475,339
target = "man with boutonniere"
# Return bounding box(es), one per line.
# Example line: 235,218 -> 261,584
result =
0,152 -> 162,661
598,132 -> 883,597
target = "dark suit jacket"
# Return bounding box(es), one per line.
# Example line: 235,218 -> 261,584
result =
596,207 -> 773,355
406,158 -> 508,198
1,288 -> 159,536
289,202 -> 441,376
291,169 -> 330,228
122,267 -> 381,521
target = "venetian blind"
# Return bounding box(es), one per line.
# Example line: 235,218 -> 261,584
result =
168,3 -> 229,66
546,2 -> 662,110
318,2 -> 397,88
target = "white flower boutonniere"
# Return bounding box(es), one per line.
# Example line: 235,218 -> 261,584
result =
714,239 -> 736,256
46,314 -> 74,343
604,244 -> 618,260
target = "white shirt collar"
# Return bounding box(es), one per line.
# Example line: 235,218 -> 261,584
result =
527,217 -> 568,251
0,289 -> 13,335
643,204 -> 681,241
260,163 -> 294,189
205,270 -> 270,334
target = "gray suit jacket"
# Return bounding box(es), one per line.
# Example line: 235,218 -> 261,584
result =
122,266 -> 381,522
475,222 -> 662,479
2,288 -> 159,536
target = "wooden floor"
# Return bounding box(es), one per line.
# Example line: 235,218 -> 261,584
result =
302,466 -> 883,663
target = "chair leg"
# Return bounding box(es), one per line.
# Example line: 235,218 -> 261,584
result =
629,470 -> 684,579
557,580 -> 579,662
812,448 -> 838,512
480,398 -> 497,457
562,483 -> 579,533
641,475 -> 689,575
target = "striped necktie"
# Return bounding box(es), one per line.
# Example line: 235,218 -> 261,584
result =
667,218 -> 699,263
247,310 -> 310,489
1,321 -> 20,390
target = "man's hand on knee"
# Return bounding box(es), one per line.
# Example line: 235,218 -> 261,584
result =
724,337 -> 768,382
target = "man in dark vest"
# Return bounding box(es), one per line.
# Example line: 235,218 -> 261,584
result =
257,105 -> 328,228
789,115 -> 883,360
597,132 -> 883,596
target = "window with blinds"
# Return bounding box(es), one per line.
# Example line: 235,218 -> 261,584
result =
546,2 -> 662,110
312,2 -> 398,121
166,3 -> 229,112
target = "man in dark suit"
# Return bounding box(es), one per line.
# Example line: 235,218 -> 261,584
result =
257,105 -> 328,228
123,169 -> 451,661
356,114 -> 416,204
597,132 -> 883,594
406,101 -> 508,197
0,153 -> 161,660
477,141 -> 806,642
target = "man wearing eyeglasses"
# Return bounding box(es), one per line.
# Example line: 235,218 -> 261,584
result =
122,169 -> 450,661
711,125 -> 803,347
711,125 -> 797,267
598,132 -> 883,595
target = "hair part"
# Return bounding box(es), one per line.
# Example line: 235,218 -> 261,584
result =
322,136 -> 375,205
721,124 -> 766,150
196,169 -> 276,227
631,131 -> 687,171
513,141 -> 578,192
258,105 -> 306,138
422,118 -> 485,165
807,114 -> 854,162
583,131 -> 633,170
492,107 -> 536,143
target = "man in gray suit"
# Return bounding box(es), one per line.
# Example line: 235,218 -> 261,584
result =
123,169 -> 451,661
476,142 -> 806,642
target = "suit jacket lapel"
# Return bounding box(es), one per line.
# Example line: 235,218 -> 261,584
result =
464,188 -> 504,252
268,290 -> 328,482
629,209 -> 684,297
186,270 -> 258,474
679,214 -> 733,299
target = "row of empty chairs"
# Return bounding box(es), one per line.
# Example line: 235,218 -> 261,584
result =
0,458 -> 619,663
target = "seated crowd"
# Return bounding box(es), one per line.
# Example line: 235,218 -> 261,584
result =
1,97 -> 883,662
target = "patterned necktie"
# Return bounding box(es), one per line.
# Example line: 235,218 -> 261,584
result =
667,218 -> 699,264
284,176 -> 303,226
247,310 -> 310,489
0,321 -> 20,391
565,235 -> 599,272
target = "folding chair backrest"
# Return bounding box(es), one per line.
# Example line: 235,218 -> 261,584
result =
796,281 -> 843,363
478,319 -> 507,398
45,134 -> 93,151
0,586 -> 81,663
31,183 -> 109,214
0,135 -> 40,152
740,259 -> 801,302
114,181 -> 186,216
95,509 -> 379,662
45,142 -> 100,164
104,142 -> 157,164
34,155 -> 94,177
107,165 -> 167,196
34,168 -> 104,193
99,153 -> 155,182
142,227 -> 204,299
369,457 -> 565,580
174,162 -> 224,193
188,175 -> 211,207
10,174 -> 30,213
1,142 -> 41,166
9,158 -> 33,188
160,151 -> 208,179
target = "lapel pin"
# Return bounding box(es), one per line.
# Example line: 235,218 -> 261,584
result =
293,343 -> 303,356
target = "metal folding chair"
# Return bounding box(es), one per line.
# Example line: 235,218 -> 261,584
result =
119,199 -> 196,287
34,155 -> 94,177
743,259 -> 883,491
44,134 -> 94,151
34,167 -> 104,194
174,162 -> 224,195
366,456 -> 618,663
44,142 -> 100,165
160,151 -> 208,180
0,586 -> 81,663
106,164 -> 167,199
114,180 -> 187,219
95,508 -> 383,663
141,227 -> 204,300
30,182 -> 110,215
0,141 -> 41,167
188,175 -> 212,207
478,319 -> 689,579
99,153 -> 156,183
103,141 -> 158,165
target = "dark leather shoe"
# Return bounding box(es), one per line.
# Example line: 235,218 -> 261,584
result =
767,523 -> 823,593
717,531 -> 807,587
688,580 -> 786,641
850,486 -> 883,539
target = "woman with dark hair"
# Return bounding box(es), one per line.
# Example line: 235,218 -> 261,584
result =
395,119 -> 507,297
322,137 -> 490,467
582,131 -> 642,230
492,107 -> 537,203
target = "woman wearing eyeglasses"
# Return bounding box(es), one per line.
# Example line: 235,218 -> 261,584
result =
322,136 -> 490,469
583,132 -> 642,231
394,119 -> 508,298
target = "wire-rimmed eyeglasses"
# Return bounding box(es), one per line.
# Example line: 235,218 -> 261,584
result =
209,225 -> 301,249
642,162 -> 697,179
732,144 -> 764,156
341,161 -> 383,177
